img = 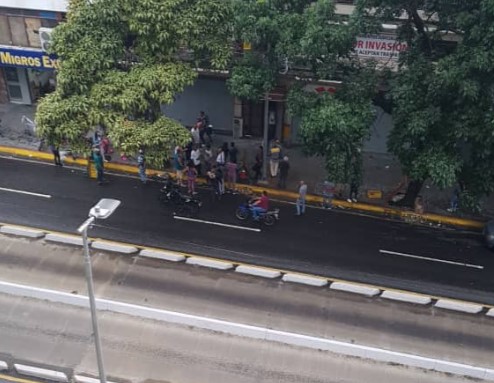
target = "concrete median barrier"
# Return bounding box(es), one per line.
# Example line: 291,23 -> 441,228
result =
139,249 -> 186,262
381,290 -> 432,305
45,233 -> 84,246
330,282 -> 380,297
91,241 -> 138,254
487,308 -> 494,317
434,299 -> 484,314
14,364 -> 69,382
0,360 -> 8,371
186,256 -> 234,270
0,225 -> 45,238
74,375 -> 118,383
282,273 -> 328,287
235,265 -> 281,279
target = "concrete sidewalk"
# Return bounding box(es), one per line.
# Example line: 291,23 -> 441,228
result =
0,102 -> 488,230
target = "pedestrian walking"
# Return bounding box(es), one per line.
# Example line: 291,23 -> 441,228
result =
269,139 -> 282,177
186,161 -> 198,194
295,180 -> 307,216
278,156 -> 289,189
225,160 -> 237,192
137,149 -> 147,184
92,148 -> 105,185
49,142 -> 62,166
229,142 -> 238,164
190,144 -> 202,175
173,147 -> 185,186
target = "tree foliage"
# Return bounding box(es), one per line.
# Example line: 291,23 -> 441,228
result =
230,0 -> 377,182
36,0 -> 232,166
357,0 -> 494,208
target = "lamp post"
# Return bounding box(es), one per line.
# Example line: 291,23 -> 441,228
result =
77,198 -> 121,383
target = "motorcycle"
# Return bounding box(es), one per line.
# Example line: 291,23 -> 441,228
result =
235,200 -> 279,226
155,175 -> 202,216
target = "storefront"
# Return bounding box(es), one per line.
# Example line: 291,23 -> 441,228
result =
0,45 -> 58,104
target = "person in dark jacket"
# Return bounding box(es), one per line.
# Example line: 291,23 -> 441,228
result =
278,156 -> 290,189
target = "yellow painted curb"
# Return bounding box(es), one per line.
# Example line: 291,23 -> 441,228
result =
0,145 -> 485,230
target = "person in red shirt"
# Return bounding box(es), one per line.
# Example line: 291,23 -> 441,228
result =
251,191 -> 269,220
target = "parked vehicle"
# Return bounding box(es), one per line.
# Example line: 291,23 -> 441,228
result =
483,220 -> 494,249
235,200 -> 279,226
155,175 -> 202,216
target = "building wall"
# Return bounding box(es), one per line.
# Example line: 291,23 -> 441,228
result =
0,68 -> 8,103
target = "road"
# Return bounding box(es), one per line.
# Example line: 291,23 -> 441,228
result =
0,237 -> 492,383
1,294 -> 484,383
0,157 -> 492,304
1,236 -> 493,370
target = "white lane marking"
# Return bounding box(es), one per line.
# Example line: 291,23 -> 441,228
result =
0,187 -> 51,199
173,216 -> 261,232
379,249 -> 484,270
0,280 -> 493,381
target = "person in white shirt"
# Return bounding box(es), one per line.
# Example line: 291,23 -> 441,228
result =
191,126 -> 200,145
216,147 -> 225,167
190,144 -> 201,175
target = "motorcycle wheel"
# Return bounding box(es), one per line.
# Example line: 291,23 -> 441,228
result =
263,214 -> 276,226
235,207 -> 249,220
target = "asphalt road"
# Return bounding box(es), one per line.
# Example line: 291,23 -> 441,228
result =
2,294 -> 483,383
2,236 -> 493,369
0,157 -> 492,303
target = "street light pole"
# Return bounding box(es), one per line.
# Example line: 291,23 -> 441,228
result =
77,198 -> 120,383
78,216 -> 107,383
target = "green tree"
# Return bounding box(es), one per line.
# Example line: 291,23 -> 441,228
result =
229,0 -> 377,183
357,0 -> 494,210
35,0 -> 232,167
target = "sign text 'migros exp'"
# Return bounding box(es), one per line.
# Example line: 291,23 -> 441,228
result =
355,35 -> 408,61
0,46 -> 59,70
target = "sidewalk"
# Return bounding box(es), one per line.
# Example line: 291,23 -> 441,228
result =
0,103 -> 488,230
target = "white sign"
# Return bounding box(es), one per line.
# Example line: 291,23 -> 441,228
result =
355,35 -> 408,61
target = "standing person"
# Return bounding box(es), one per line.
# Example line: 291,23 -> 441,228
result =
137,149 -> 147,184
229,142 -> 238,164
92,148 -> 105,185
190,144 -> 202,175
296,180 -> 308,216
347,178 -> 359,203
49,142 -> 62,166
186,161 -> 198,195
190,125 -> 200,145
322,180 -> 335,209
251,191 -> 269,221
252,145 -> 263,182
221,142 -> 229,163
269,139 -> 282,178
198,111 -> 210,144
173,147 -> 185,186
203,144 -> 213,173
216,147 -> 225,167
215,163 -> 225,196
225,160 -> 238,193
278,156 -> 290,189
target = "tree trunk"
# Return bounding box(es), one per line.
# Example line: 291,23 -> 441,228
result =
395,179 -> 424,208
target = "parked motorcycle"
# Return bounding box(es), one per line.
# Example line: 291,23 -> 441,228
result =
155,175 -> 202,216
235,200 -> 279,226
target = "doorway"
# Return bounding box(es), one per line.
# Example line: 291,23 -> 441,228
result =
4,67 -> 31,104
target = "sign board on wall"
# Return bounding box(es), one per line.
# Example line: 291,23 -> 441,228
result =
0,46 -> 59,70
355,35 -> 408,61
